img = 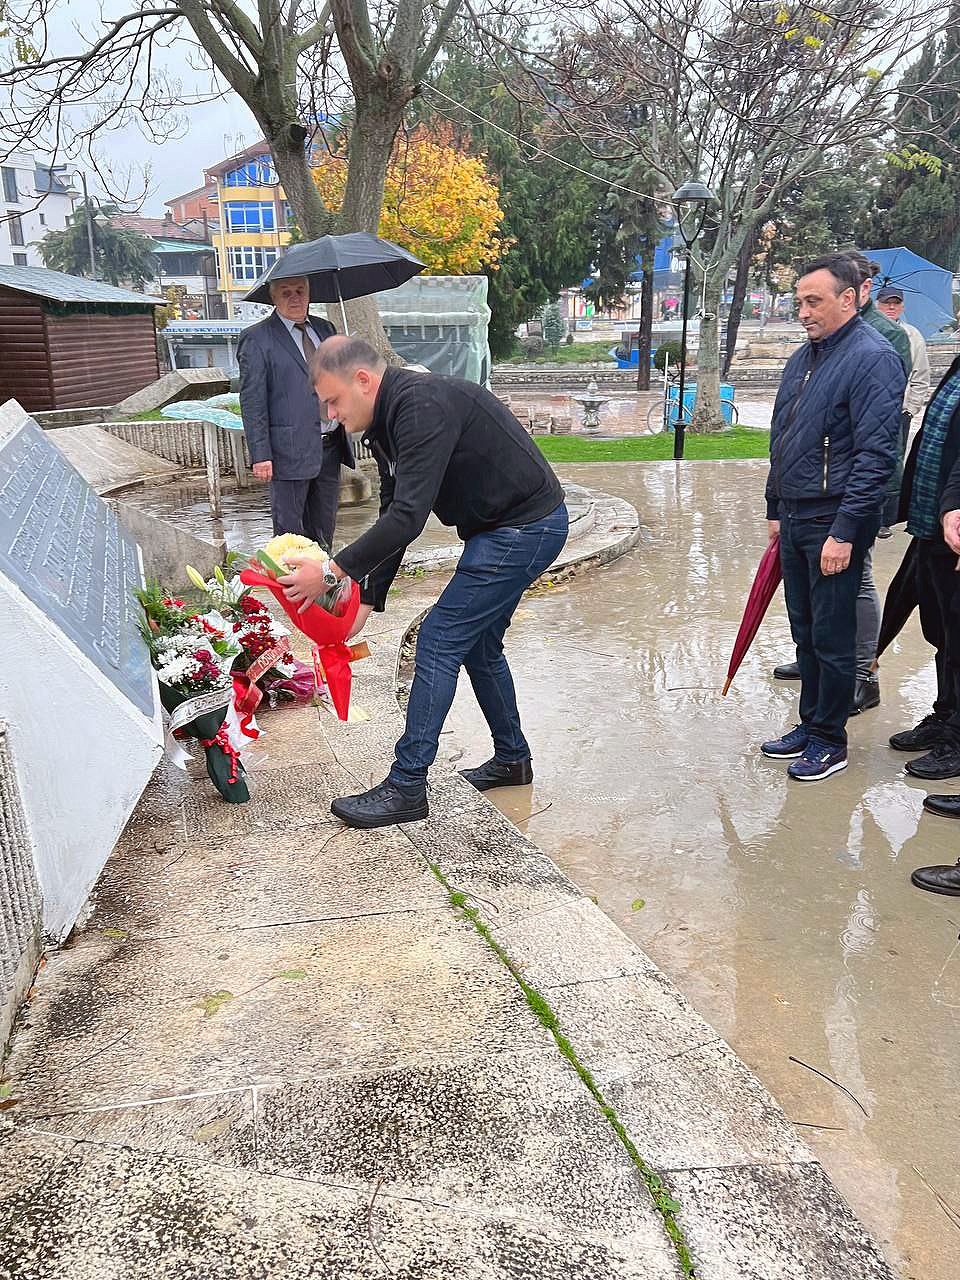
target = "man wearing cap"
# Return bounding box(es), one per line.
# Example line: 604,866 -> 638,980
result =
238,275 -> 354,549
876,283 -> 931,457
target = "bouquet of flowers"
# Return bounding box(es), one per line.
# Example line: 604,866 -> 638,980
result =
136,584 -> 254,803
239,534 -> 366,721
185,561 -> 315,714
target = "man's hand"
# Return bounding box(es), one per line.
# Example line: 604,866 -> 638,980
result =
279,556 -> 344,615
942,509 -> 960,556
348,603 -> 373,640
768,519 -> 780,541
821,536 -> 852,576
252,461 -> 273,482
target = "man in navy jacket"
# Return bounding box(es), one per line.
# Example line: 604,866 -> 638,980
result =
761,253 -> 905,782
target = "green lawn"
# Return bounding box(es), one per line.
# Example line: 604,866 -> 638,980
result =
501,340 -> 617,366
536,427 -> 771,463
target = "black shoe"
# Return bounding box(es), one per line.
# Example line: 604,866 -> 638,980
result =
331,778 -> 428,829
459,757 -> 533,792
905,741 -> 960,780
922,794 -> 960,819
877,526 -> 893,539
849,676 -> 880,716
911,860 -> 960,896
889,714 -> 949,752
773,660 -> 801,681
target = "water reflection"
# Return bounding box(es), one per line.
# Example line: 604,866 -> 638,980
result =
439,460 -> 959,1280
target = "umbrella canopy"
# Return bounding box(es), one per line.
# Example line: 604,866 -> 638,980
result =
243,232 -> 425,307
722,536 -> 783,695
877,537 -> 920,659
867,246 -> 955,339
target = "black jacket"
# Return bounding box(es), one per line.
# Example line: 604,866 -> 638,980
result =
897,355 -> 960,532
765,315 -> 905,543
237,312 -> 354,480
336,368 -> 565,609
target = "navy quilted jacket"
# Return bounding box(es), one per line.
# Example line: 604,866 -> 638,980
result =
765,315 -> 906,543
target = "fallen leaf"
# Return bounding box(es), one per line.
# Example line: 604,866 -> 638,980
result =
0,1082 -> 11,1100
194,1116 -> 233,1142
198,990 -> 234,1018
631,899 -> 646,912
101,928 -> 128,941
276,969 -> 307,981
0,1098 -> 19,1111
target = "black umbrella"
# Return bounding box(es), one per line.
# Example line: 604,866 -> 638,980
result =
877,538 -> 919,659
243,232 -> 425,331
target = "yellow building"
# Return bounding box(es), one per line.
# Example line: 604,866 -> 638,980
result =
204,143 -> 293,316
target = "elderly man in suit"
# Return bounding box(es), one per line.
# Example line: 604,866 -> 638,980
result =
238,275 -> 355,548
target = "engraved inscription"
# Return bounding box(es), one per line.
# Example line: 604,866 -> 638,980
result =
0,419 -> 155,717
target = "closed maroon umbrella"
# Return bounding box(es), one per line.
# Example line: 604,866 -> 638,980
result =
722,536 -> 783,695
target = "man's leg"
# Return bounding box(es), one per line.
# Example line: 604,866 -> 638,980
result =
463,608 -> 531,764
270,478 -> 309,537
391,513 -> 567,791
302,447 -> 342,550
805,521 -> 874,746
855,548 -> 881,682
779,514 -> 819,728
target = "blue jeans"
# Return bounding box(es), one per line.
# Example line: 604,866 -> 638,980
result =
780,509 -> 879,747
390,505 -> 569,790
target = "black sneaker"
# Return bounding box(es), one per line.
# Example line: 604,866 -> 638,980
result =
331,779 -> 429,829
905,742 -> 960,781
460,757 -> 533,791
890,715 -> 950,753
772,661 -> 801,681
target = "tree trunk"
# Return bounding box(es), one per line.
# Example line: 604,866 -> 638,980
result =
335,93 -> 407,357
270,134 -> 337,240
690,271 -> 726,433
722,230 -> 755,379
636,266 -> 654,392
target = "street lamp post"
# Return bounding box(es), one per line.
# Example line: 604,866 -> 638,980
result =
79,171 -> 97,279
671,180 -> 718,460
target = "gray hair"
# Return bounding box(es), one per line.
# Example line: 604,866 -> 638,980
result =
310,335 -> 387,378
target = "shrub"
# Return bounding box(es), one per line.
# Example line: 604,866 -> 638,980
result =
654,339 -> 683,372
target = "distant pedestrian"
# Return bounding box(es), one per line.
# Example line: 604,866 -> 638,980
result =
876,282 -> 932,430
762,253 -> 904,782
886,355 -> 960,803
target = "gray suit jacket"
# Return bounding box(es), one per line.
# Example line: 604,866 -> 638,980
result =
237,312 -> 355,481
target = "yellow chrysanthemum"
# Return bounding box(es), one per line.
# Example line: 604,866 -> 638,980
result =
263,533 -> 329,565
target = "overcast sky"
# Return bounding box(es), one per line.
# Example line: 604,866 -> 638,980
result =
26,1 -> 267,214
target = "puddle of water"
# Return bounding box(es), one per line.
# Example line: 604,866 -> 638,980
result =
121,477 -> 458,556
437,460 -> 960,1280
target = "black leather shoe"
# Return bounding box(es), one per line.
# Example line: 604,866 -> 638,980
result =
849,675 -> 880,716
922,794 -> 960,819
890,715 -> 949,752
877,526 -> 893,539
773,661 -> 801,681
905,742 -> 960,780
459,757 -> 533,792
331,779 -> 428,829
911,860 -> 960,896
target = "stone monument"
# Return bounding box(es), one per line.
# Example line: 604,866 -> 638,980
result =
0,400 -> 162,942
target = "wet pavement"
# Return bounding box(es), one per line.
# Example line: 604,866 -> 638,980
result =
428,461 -> 960,1280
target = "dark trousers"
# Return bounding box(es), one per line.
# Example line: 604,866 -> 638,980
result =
389,505 -> 569,790
917,539 -> 960,733
780,510 -> 879,746
270,442 -> 342,550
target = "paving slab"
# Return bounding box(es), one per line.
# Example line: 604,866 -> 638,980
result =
0,1129 -> 681,1280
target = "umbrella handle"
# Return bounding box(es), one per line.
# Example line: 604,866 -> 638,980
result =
334,273 -> 349,335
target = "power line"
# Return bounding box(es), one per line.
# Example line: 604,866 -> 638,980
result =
423,83 -> 668,206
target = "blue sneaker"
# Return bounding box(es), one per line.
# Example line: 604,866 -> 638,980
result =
761,725 -> 809,758
787,739 -> 848,782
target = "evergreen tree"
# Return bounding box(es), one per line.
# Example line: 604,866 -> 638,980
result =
864,14 -> 960,266
38,203 -> 157,288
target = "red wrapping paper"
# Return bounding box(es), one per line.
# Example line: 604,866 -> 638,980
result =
238,568 -> 361,720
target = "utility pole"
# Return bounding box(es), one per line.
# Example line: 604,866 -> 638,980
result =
80,171 -> 97,279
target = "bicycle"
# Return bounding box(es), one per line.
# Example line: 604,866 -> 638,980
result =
645,362 -> 739,433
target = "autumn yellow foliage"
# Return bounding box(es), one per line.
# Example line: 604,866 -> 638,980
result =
311,128 -> 505,274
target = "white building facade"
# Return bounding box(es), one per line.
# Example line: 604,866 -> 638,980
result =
1,156 -> 76,268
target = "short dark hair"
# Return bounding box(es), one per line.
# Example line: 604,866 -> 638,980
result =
310,335 -> 387,378
798,253 -> 861,295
